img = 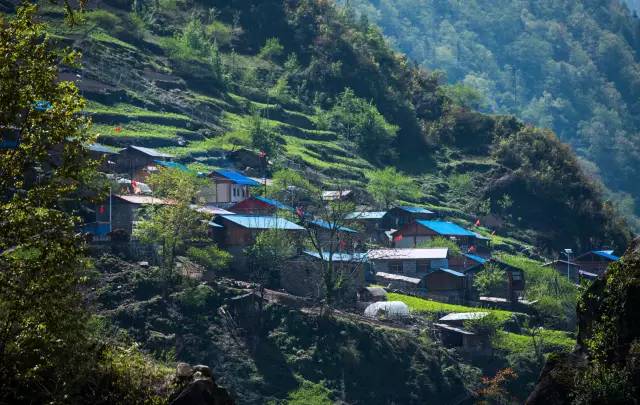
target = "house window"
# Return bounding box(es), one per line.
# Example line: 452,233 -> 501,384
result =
389,261 -> 402,274
512,271 -> 522,281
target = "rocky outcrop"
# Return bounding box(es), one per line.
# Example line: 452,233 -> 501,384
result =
526,241 -> 640,404
169,363 -> 234,405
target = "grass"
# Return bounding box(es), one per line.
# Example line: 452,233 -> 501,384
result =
86,101 -> 190,121
496,330 -> 575,354
90,30 -> 139,51
277,379 -> 333,405
387,292 -> 515,322
93,121 -> 196,140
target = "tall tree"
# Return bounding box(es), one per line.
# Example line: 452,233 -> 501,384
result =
0,5 -> 98,402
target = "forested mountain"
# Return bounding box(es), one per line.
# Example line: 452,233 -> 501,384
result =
347,0 -> 640,227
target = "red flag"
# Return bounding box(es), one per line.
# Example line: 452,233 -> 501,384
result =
131,180 -> 141,194
114,126 -> 122,133
393,233 -> 403,242
475,219 -> 481,227
295,206 -> 304,218
98,205 -> 105,214
468,245 -> 477,253
339,239 -> 347,250
258,150 -> 267,158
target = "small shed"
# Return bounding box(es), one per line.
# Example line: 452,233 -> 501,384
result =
115,145 -> 174,181
423,268 -> 466,302
574,250 -> 619,277
438,312 -> 488,328
345,211 -> 387,243
375,271 -> 425,292
434,323 -> 490,352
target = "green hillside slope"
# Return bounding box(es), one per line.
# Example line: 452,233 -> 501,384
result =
21,0 -> 633,252
348,0 -> 640,229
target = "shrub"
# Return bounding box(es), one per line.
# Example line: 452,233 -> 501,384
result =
259,37 -> 284,60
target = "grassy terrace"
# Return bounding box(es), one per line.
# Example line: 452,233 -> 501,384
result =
387,292 -> 515,322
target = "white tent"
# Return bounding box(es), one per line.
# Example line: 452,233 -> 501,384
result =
364,301 -> 409,319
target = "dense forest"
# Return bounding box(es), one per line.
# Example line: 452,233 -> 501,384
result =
347,0 -> 640,228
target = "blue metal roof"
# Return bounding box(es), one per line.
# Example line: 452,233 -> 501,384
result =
212,169 -> 261,186
310,219 -> 357,233
303,250 -> 368,262
435,268 -> 466,277
463,253 -> 487,264
591,250 -> 620,261
416,220 -> 477,237
397,206 -> 434,214
155,160 -> 191,172
254,196 -> 294,211
345,211 -> 387,220
218,215 -> 303,230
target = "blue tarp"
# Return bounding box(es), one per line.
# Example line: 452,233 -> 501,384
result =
591,250 -> 620,261
463,253 -> 487,264
217,215 -> 303,230
82,222 -> 110,236
213,169 -> 261,186
416,220 -> 477,237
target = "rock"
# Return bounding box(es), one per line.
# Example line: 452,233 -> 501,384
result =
176,362 -> 193,378
170,362 -> 234,405
193,365 -> 212,378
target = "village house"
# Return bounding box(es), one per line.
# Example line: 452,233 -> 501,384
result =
209,215 -> 305,270
574,250 -> 620,277
115,145 -> 174,181
281,250 -> 368,299
390,220 -> 490,253
89,194 -> 170,239
423,268 -> 467,303
307,219 -> 360,250
435,312 -> 492,353
345,211 -> 387,243
448,253 -> 489,272
542,259 -> 581,282
230,195 -> 294,215
87,143 -> 121,172
464,258 -> 525,304
380,206 -> 435,230
201,169 -> 261,207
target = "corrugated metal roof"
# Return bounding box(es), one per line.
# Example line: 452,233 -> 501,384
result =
191,205 -> 235,215
473,232 -> 492,241
309,219 -> 357,233
88,143 -> 121,154
254,196 -> 294,211
115,195 -> 170,205
368,248 -> 448,260
303,250 -> 368,262
345,211 -> 387,220
434,323 -> 475,335
155,160 -> 191,172
322,190 -> 352,200
397,206 -> 434,214
579,270 -> 599,278
375,271 -> 423,284
433,268 -> 465,277
129,145 -> 174,158
218,215 -> 304,230
212,169 -> 261,186
439,312 -> 488,322
416,220 -> 477,237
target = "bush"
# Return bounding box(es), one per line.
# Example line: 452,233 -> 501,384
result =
186,245 -> 231,272
259,37 -> 284,60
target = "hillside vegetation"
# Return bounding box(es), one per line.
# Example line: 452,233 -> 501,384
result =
20,0 -> 632,252
348,0 -> 640,229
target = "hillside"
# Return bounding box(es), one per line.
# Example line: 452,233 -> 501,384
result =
18,0 -> 631,253
347,0 -> 640,230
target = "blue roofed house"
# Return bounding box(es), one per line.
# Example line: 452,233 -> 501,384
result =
282,251 -> 368,299
202,169 -> 261,207
390,220 -> 489,253
345,211 -> 387,243
574,250 -> 620,277
308,219 -> 361,251
381,206 -> 435,230
210,214 -> 305,271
